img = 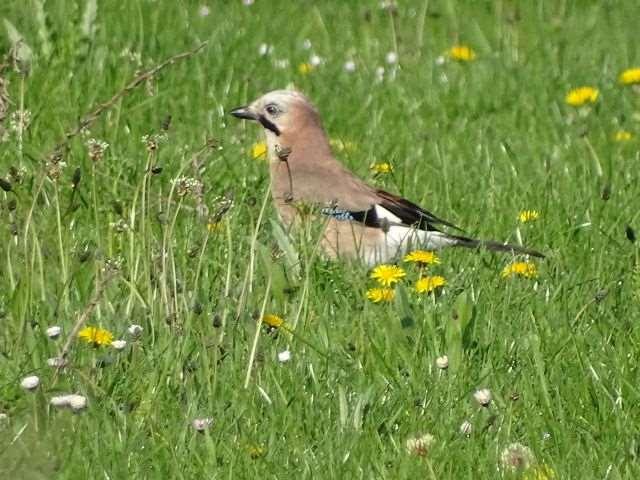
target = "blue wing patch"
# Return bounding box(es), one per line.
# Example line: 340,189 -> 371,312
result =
320,207 -> 356,221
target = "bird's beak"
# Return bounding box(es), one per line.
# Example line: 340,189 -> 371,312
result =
229,106 -> 258,121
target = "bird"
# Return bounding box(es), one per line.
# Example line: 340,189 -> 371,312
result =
230,90 -> 544,265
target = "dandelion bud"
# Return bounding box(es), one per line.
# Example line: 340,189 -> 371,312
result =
459,420 -> 472,436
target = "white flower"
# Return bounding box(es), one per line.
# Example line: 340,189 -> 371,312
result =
46,326 -> 62,339
302,38 -> 312,50
406,433 -> 435,456
277,350 -> 292,363
68,394 -> 88,411
435,355 -> 449,369
47,357 -> 68,368
435,55 -> 446,66
459,420 -> 472,436
385,51 -> 398,65
20,375 -> 40,391
198,5 -> 210,16
309,54 -> 323,67
258,43 -> 272,56
50,394 -> 87,411
473,388 -> 492,406
500,443 -> 535,472
50,395 -> 71,408
343,60 -> 356,73
243,0 -> 254,5
192,417 -> 214,431
112,339 -> 127,350
128,324 -> 143,337
375,66 -> 385,81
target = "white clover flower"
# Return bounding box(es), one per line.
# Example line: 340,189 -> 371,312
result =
435,55 -> 446,66
277,350 -> 292,363
46,326 -> 62,339
459,420 -> 472,436
385,51 -> 398,65
309,54 -> 323,67
500,443 -> 535,472
68,394 -> 88,411
47,357 -> 68,368
406,433 -> 435,456
258,43 -> 272,56
192,417 -> 214,431
128,324 -> 143,337
474,388 -> 492,407
50,395 -> 71,408
243,0 -> 254,5
343,60 -> 356,73
20,375 -> 40,391
198,5 -> 210,16
112,339 -> 127,350
435,355 -> 449,369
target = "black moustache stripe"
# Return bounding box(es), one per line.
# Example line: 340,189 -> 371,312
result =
258,115 -> 281,136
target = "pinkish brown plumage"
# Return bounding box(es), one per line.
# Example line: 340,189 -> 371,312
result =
231,90 -> 543,264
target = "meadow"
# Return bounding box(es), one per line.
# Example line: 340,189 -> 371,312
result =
1,1 -> 640,478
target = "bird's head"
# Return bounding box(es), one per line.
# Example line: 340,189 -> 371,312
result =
230,90 -> 322,140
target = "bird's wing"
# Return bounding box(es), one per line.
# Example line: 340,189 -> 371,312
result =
373,190 -> 463,232
320,189 -> 462,233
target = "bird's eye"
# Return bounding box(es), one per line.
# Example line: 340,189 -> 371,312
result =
265,104 -> 280,116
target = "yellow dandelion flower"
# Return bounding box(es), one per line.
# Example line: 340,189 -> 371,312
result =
78,326 -> 114,346
404,250 -> 440,265
501,261 -> 538,279
330,138 -> 357,153
370,264 -> 406,287
415,275 -> 446,294
298,63 -> 313,75
619,67 -> 640,85
251,142 -> 267,160
614,130 -> 633,142
524,464 -> 556,480
262,314 -> 285,328
518,210 -> 540,223
207,219 -> 224,232
448,45 -> 476,62
248,445 -> 266,459
366,287 -> 395,303
565,86 -> 599,107
370,162 -> 394,174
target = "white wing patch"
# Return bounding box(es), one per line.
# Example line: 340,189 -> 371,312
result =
363,227 -> 459,265
374,204 -> 402,224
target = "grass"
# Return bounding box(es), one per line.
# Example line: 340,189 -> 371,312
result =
1,0 -> 640,478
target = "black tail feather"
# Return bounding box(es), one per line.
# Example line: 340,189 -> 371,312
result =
450,234 -> 545,258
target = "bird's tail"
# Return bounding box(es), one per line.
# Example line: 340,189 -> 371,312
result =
449,234 -> 545,258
